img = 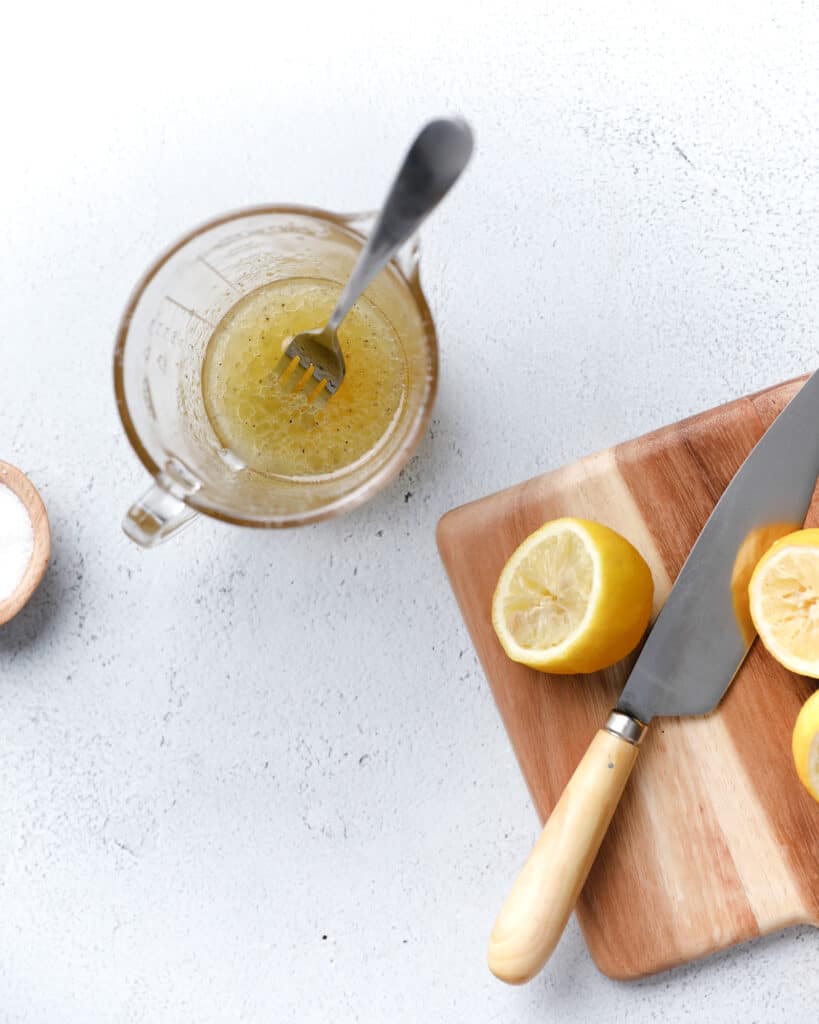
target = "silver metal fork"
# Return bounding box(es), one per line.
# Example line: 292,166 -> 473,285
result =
272,117 -> 474,406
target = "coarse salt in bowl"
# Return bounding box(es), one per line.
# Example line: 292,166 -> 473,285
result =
0,483 -> 34,601
0,462 -> 50,625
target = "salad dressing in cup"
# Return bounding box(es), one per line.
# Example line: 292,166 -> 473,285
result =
115,206 -> 437,546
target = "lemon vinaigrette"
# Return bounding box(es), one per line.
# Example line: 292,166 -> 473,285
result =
202,277 -> 407,478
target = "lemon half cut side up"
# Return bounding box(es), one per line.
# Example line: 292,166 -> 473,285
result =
491,518 -> 654,675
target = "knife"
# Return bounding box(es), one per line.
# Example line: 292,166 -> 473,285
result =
487,372 -> 819,985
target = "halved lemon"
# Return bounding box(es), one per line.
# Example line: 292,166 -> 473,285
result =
491,518 -> 654,674
792,689 -> 819,804
749,528 -> 819,678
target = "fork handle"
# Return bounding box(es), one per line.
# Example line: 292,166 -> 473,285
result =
328,117 -> 473,331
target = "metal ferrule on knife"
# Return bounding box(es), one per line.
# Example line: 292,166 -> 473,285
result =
605,711 -> 647,746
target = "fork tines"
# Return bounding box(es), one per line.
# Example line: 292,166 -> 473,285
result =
273,353 -> 332,408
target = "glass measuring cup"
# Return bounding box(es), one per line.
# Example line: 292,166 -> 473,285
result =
114,206 -> 438,547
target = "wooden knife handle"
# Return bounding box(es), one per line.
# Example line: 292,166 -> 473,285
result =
487,717 -> 645,984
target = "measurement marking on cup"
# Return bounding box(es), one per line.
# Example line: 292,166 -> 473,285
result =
165,296 -> 217,328
198,258 -> 240,293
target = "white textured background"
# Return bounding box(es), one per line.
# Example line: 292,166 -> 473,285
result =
1,1 -> 818,1021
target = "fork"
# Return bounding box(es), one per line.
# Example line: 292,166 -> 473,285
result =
272,117 -> 474,406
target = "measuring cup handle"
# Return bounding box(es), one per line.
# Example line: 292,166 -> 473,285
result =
123,483 -> 198,548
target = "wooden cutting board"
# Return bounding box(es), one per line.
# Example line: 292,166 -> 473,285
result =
437,376 -> 819,979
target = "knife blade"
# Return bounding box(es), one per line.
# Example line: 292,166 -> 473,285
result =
619,371 -> 819,723
488,371 -> 819,985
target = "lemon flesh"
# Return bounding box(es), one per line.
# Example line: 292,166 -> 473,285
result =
792,690 -> 819,804
749,529 -> 819,678
492,518 -> 654,675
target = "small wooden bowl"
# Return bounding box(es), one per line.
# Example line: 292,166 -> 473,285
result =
0,461 -> 50,625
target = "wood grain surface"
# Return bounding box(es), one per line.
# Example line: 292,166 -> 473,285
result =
437,377 -> 819,979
